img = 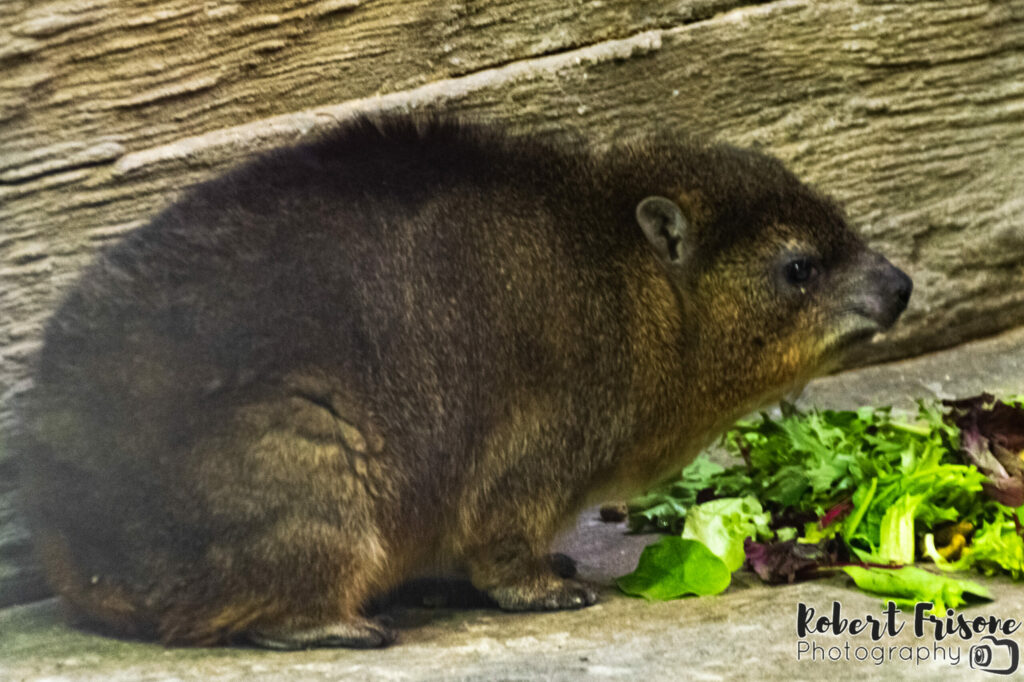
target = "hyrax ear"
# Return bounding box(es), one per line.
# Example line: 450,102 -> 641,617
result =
636,196 -> 691,267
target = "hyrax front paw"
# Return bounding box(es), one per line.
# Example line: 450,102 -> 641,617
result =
488,577 -> 598,611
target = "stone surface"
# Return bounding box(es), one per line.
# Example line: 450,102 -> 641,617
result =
800,325 -> 1024,412
3,324 -> 1024,679
4,514 -> 1019,681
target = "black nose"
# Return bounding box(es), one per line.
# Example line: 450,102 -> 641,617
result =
879,261 -> 913,326
892,267 -> 913,309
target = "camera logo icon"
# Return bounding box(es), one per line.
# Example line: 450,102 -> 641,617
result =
970,635 -> 1020,675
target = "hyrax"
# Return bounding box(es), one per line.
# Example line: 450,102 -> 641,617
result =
15,116 -> 911,648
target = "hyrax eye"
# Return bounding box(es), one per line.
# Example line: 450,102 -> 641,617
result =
783,258 -> 818,286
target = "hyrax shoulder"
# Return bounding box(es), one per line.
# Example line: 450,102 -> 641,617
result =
14,115 -> 911,648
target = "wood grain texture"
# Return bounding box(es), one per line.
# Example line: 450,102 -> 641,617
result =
0,0 -> 744,176
2,0 -> 1023,607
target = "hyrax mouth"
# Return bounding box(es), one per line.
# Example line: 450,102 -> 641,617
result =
830,250 -> 913,354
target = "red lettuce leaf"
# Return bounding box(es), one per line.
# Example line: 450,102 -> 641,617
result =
744,537 -> 846,584
944,394 -> 1024,507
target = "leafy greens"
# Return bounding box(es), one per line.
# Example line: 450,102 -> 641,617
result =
620,395 -> 1024,609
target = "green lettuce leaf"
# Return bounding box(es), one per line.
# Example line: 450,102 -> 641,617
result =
626,455 -> 728,533
616,537 -> 731,600
946,510 -> 1024,578
682,496 -> 771,571
843,565 -> 992,615
877,493 -> 925,564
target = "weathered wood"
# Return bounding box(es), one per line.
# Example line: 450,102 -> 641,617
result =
0,0 -> 745,177
2,0 -> 1023,607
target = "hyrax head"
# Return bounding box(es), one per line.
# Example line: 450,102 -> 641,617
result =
633,142 -> 911,402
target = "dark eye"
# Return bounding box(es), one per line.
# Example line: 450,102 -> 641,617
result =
783,258 -> 818,286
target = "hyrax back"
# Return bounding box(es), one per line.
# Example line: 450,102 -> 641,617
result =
15,116 -> 910,648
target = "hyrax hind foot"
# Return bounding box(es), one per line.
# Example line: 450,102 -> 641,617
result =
488,576 -> 598,611
246,617 -> 396,650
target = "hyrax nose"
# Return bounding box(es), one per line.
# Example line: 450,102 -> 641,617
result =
891,267 -> 913,310
878,259 -> 913,326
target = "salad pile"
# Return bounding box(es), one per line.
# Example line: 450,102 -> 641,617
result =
618,394 -> 1024,613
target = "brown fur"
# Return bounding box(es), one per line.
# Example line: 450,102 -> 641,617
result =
11,115 -> 911,648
